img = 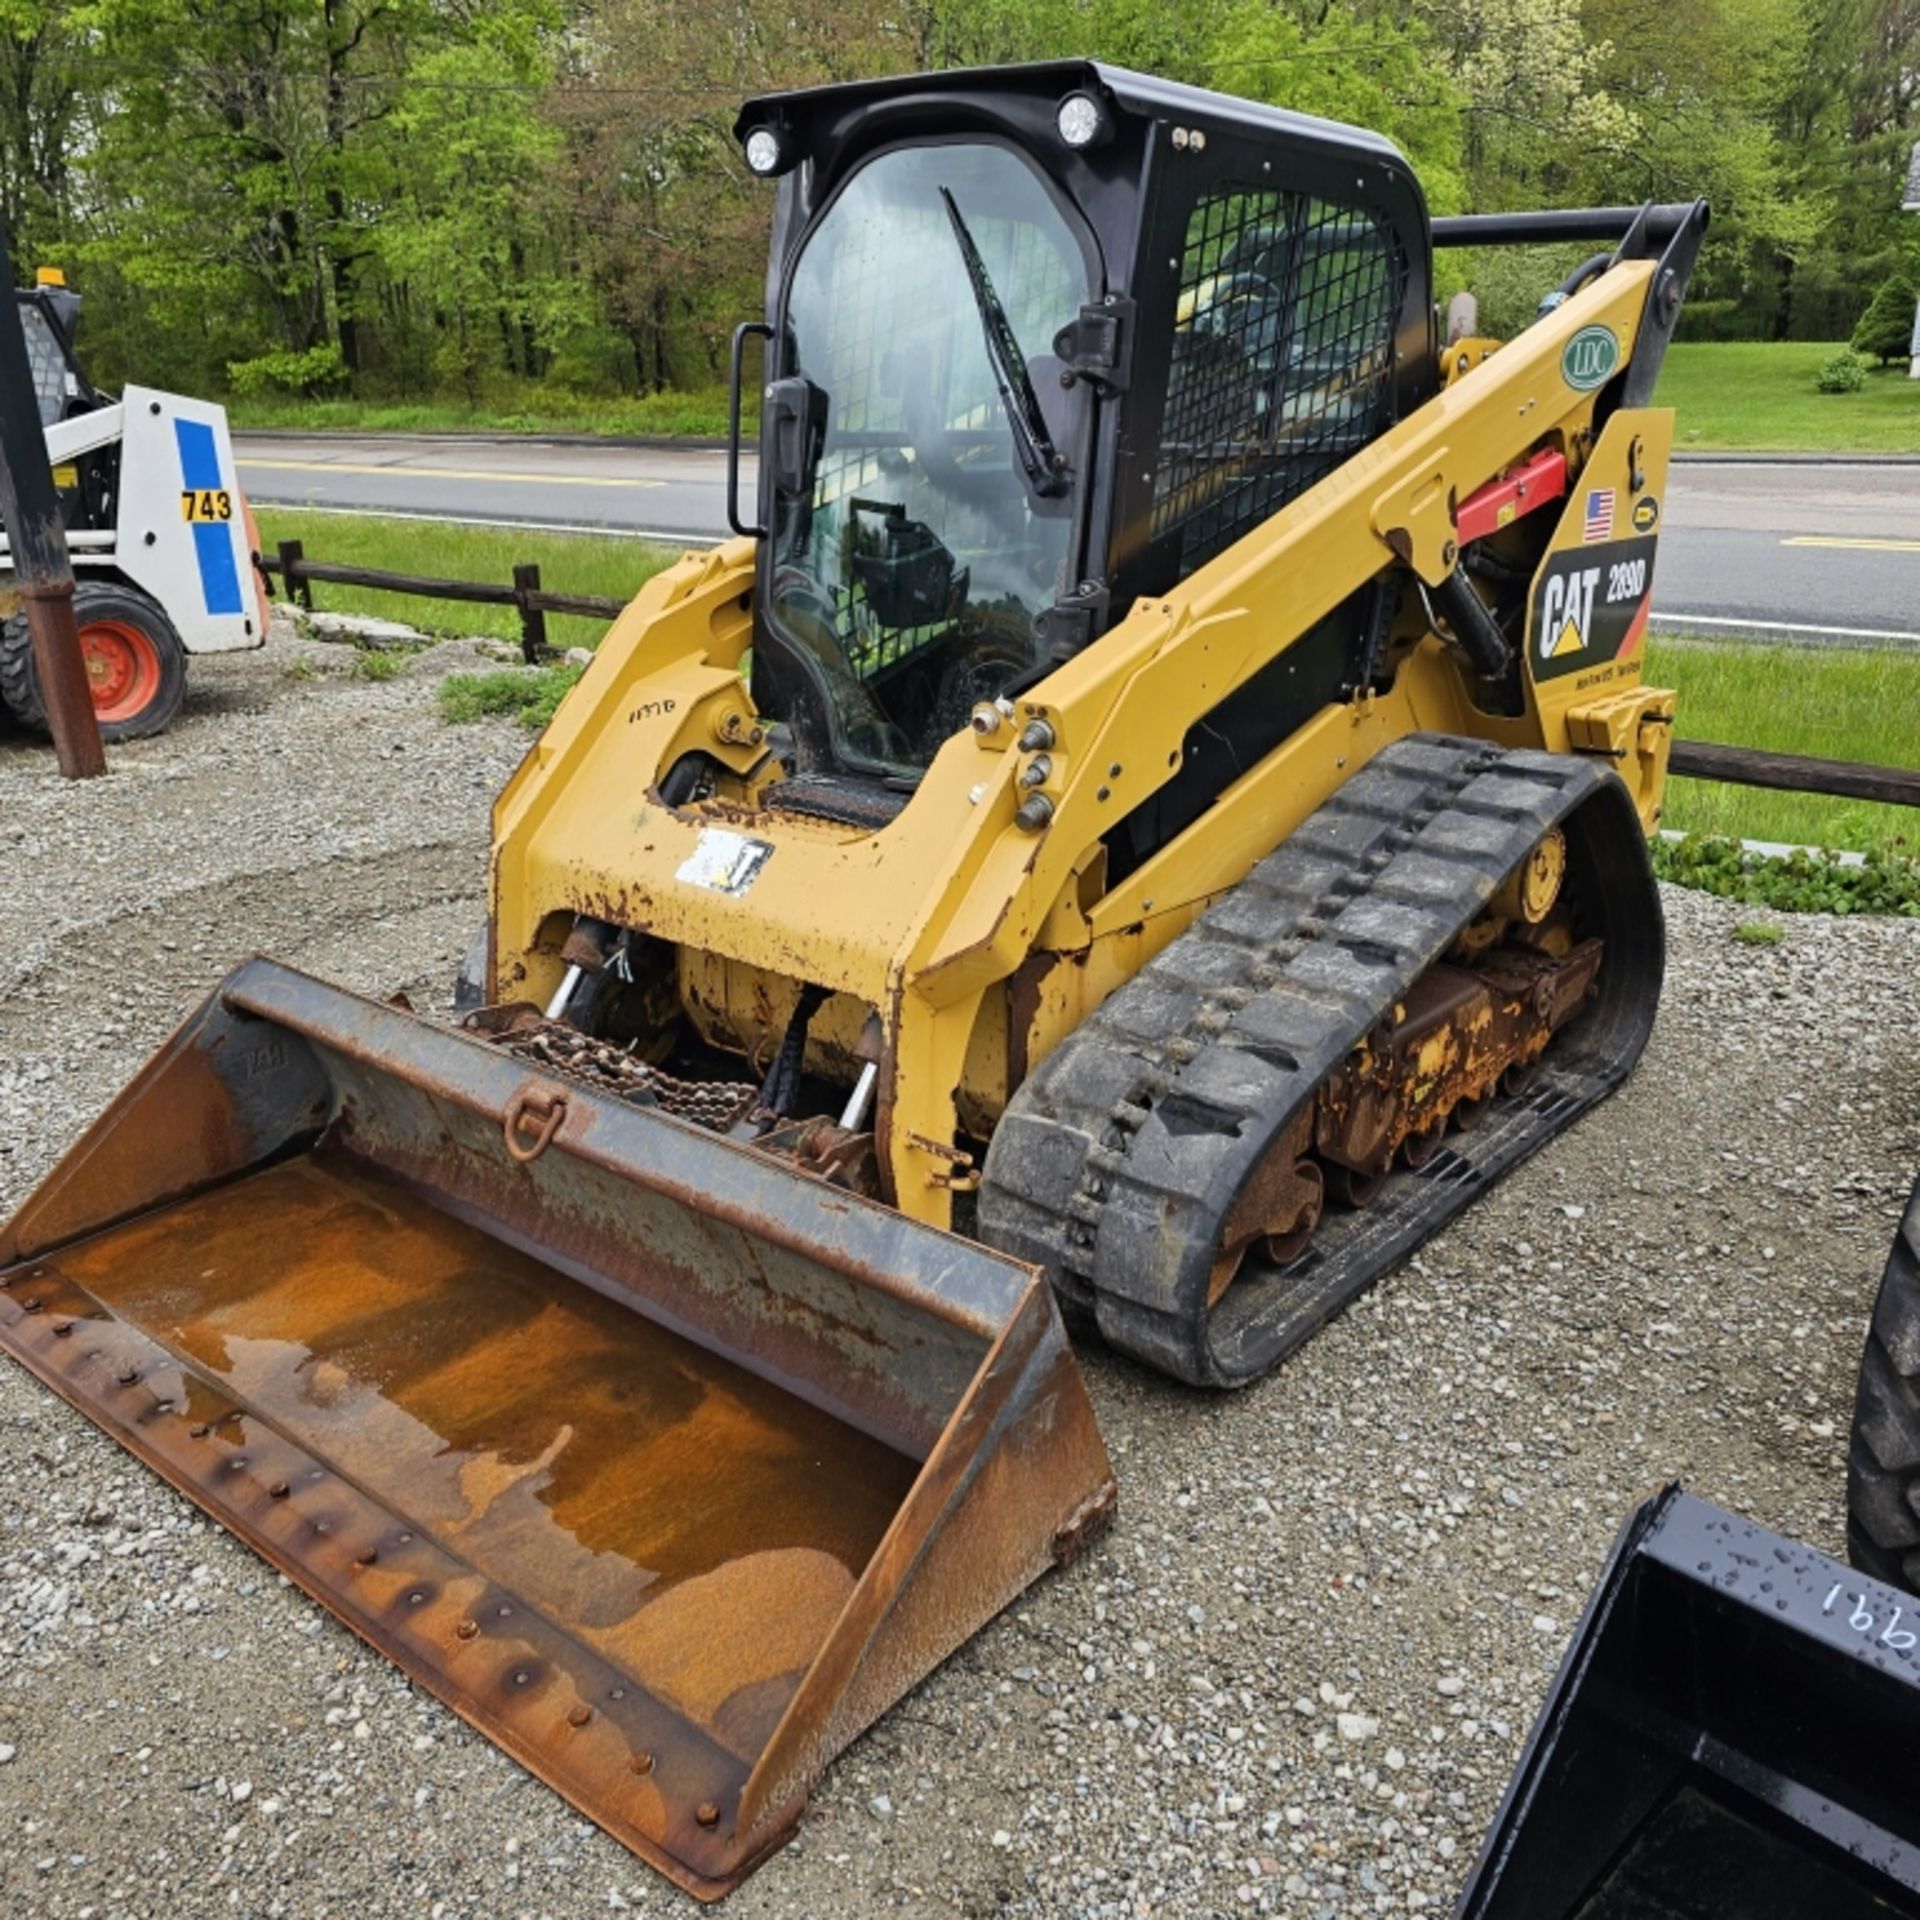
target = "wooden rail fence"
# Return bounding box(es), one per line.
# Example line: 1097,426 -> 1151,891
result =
260,539 -> 626,665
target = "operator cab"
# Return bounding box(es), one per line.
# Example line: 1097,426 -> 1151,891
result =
13,273 -> 115,532
732,62 -> 1433,799
15,276 -> 97,427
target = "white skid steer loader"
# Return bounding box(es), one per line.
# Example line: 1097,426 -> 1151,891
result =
0,272 -> 269,741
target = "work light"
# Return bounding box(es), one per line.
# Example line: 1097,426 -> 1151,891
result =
1056,92 -> 1109,150
743,126 -> 791,176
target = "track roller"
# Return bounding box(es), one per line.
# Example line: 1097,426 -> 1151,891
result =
980,734 -> 1664,1387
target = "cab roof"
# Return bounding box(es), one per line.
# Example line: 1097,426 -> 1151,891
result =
734,60 -> 1409,172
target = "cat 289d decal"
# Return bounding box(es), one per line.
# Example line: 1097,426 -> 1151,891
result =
1531,532 -> 1657,682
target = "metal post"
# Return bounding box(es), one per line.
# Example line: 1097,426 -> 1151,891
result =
514,562 -> 547,663
0,220 -> 103,777
1904,143 -> 1919,379
277,538 -> 311,610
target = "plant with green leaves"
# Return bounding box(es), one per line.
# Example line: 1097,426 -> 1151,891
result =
1852,265 -> 1919,366
1653,837 -> 1920,917
1818,349 -> 1868,391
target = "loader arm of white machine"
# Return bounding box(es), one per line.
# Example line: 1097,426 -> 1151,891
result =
43,402 -> 125,463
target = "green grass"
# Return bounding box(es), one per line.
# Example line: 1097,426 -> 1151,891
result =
439,664 -> 584,729
232,384 -> 743,440
1655,342 -> 1920,454
352,646 -> 410,681
255,508 -> 676,651
1649,633 -> 1919,859
1732,920 -> 1785,944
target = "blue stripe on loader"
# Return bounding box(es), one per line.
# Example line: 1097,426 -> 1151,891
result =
174,417 -> 244,616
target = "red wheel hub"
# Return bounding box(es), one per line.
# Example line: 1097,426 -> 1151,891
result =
79,619 -> 162,723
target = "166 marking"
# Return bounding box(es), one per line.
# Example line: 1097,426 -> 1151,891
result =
1823,1581 -> 1918,1650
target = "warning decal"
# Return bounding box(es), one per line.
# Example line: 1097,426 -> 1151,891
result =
675,827 -> 774,897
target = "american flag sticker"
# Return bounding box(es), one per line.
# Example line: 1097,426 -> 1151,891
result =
1583,488 -> 1616,542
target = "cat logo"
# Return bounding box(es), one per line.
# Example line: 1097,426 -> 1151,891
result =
1539,563 -> 1600,660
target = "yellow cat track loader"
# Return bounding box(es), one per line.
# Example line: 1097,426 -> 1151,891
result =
0,64 -> 1705,1898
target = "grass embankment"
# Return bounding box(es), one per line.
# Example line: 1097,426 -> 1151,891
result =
1646,635 -> 1917,853
1655,342 -> 1920,454
232,345 -> 1917,454
255,507 -> 675,654
233,385 -> 740,441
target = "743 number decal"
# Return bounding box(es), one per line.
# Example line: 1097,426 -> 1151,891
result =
180,488 -> 234,523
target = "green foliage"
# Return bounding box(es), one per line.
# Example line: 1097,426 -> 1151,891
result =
3,0 -> 1914,406
1580,0 -> 1817,313
1852,269 -> 1919,365
232,384 -> 742,439
1651,837 -> 1920,917
1817,349 -> 1868,392
1732,920 -> 1786,945
1767,0 -> 1920,340
227,343 -> 350,397
1453,244 -> 1593,339
439,665 -> 584,727
1200,1 -> 1468,212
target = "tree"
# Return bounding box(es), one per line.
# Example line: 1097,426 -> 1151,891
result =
549,0 -> 912,394
0,0 -> 86,262
377,31 -> 562,402
1852,264 -> 1918,362
75,0 -> 557,389
1575,0 -> 1815,335
1422,0 -> 1639,208
1197,0 -> 1469,212
5,0 -> 1914,402
1767,0 -> 1919,339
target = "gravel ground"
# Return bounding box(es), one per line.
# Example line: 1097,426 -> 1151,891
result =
2,616 -> 1917,1920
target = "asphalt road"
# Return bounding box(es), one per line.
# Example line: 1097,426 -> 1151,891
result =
235,434 -> 739,547
233,436 -> 1920,643
1655,459 -> 1920,643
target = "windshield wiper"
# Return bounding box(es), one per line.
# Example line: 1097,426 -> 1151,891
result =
938,187 -> 1069,500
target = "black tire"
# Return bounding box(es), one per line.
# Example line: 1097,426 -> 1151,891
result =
0,579 -> 188,742
1847,1178 -> 1920,1591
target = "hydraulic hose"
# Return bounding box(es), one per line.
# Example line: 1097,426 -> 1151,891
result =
1431,565 -> 1512,682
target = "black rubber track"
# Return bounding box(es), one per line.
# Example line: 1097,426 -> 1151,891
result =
979,734 -> 1665,1388
1847,1179 -> 1920,1591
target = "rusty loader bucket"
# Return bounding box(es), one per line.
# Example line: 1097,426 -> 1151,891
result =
1455,1486 -> 1920,1918
0,958 -> 1114,1899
